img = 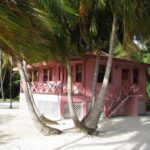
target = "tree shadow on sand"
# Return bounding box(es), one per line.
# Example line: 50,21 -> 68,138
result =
54,135 -> 87,150
54,116 -> 150,150
0,131 -> 18,145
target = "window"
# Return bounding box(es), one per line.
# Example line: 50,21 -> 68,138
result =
133,69 -> 139,84
49,67 -> 53,81
97,65 -> 111,83
98,65 -> 105,83
58,66 -> 61,81
66,69 -> 68,82
43,69 -> 48,81
28,71 -> 32,82
75,64 -> 82,82
122,69 -> 130,85
62,66 -> 65,82
33,70 -> 38,82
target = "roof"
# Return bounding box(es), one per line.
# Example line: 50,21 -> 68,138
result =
84,53 -> 150,68
13,53 -> 150,71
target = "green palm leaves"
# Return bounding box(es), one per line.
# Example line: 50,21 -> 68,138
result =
0,0 -> 150,63
0,0 -> 62,63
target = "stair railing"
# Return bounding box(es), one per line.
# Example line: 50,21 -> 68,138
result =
105,84 -> 141,118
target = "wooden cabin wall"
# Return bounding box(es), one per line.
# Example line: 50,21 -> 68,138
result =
84,56 -> 147,116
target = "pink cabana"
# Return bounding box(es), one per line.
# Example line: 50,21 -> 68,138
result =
19,54 -> 150,120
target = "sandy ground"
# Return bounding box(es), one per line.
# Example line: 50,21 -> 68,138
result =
0,102 -> 150,150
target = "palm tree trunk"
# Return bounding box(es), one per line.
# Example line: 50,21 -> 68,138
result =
22,60 -> 57,124
9,62 -> 12,108
91,55 -> 100,107
66,62 -> 81,127
0,50 -> 5,101
0,79 -> 5,101
84,13 -> 117,131
17,60 -> 61,135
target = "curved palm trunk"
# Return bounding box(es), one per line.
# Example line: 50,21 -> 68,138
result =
0,51 -> 5,101
91,55 -> 100,107
84,13 -> 117,131
22,61 -> 57,124
0,79 -> 4,101
1,66 -> 7,101
17,61 -> 61,135
66,62 -> 81,127
9,62 -> 12,108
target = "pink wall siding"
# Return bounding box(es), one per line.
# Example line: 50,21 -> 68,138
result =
140,68 -> 147,96
85,57 -> 124,101
83,55 -> 148,116
25,55 -> 149,118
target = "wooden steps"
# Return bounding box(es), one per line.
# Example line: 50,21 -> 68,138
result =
105,93 -> 130,119
105,84 -> 141,119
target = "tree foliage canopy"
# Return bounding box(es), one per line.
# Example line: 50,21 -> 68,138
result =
0,0 -> 150,63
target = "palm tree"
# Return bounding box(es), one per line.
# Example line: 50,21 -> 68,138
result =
84,12 -> 117,130
79,0 -> 112,108
82,0 -> 150,132
0,50 -> 10,101
9,57 -> 13,108
17,60 -> 61,135
37,0 -> 82,126
0,0 -> 62,135
0,50 -> 5,101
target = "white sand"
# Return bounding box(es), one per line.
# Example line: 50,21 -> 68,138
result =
0,102 -> 150,150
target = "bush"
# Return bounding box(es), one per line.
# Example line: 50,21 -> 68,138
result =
146,82 -> 150,100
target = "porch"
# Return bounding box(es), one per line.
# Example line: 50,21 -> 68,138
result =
20,81 -> 88,120
20,81 -> 84,95
20,80 -> 146,120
